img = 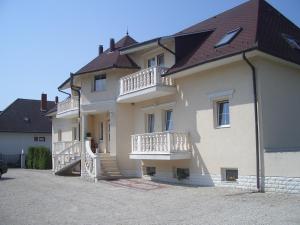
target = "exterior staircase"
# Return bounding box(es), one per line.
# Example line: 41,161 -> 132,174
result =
53,141 -> 81,175
100,153 -> 122,180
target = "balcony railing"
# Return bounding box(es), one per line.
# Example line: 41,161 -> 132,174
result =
57,96 -> 79,115
119,66 -> 174,96
131,131 -> 190,155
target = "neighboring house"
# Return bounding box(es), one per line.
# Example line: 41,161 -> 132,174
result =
0,94 -> 55,166
50,0 -> 300,193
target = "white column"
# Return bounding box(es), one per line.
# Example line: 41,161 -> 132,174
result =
81,114 -> 88,176
109,110 -> 117,156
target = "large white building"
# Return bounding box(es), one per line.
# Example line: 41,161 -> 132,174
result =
49,0 -> 300,193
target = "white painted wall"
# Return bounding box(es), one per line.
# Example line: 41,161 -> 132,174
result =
0,132 -> 52,155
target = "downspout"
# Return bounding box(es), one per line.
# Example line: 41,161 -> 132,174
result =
242,52 -> 260,192
70,73 -> 81,141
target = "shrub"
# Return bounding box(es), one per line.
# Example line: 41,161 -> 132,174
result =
26,146 -> 51,169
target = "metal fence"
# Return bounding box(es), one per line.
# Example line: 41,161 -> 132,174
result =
0,153 -> 21,168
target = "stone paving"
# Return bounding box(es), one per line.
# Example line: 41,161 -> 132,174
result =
0,169 -> 300,225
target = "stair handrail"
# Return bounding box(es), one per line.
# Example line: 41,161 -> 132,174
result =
53,141 -> 81,172
84,140 -> 101,179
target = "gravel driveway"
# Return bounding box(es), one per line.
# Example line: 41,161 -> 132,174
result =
0,169 -> 299,225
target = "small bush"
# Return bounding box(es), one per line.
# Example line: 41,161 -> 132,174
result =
26,146 -> 51,169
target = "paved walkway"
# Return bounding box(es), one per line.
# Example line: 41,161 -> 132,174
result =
0,169 -> 300,225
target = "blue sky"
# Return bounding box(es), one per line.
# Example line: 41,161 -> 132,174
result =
0,0 -> 299,110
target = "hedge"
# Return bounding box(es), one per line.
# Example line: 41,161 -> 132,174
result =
26,146 -> 52,169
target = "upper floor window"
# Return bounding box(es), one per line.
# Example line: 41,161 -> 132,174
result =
147,54 -> 165,68
165,109 -> 174,131
215,28 -> 241,48
217,100 -> 230,127
147,57 -> 156,68
282,34 -> 300,50
72,127 -> 77,141
146,113 -> 155,133
94,74 -> 106,92
157,54 -> 165,67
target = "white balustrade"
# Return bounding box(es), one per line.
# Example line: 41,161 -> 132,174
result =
119,66 -> 174,95
53,141 -> 81,172
57,96 -> 79,114
83,141 -> 101,179
131,131 -> 190,154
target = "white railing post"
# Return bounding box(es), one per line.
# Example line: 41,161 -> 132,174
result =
94,153 -> 101,180
120,79 -> 124,95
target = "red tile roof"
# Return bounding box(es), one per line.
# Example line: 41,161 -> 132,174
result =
75,35 -> 139,75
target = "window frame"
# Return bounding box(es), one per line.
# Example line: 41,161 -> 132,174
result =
147,57 -> 156,68
38,137 -> 45,142
99,122 -> 104,141
216,100 -> 230,128
72,127 -> 77,141
164,109 -> 174,131
58,129 -> 62,142
215,27 -> 242,48
146,113 -> 155,133
93,74 -> 107,92
221,168 -> 238,182
157,53 -> 165,67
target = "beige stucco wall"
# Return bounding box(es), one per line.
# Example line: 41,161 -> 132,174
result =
80,69 -> 138,105
255,58 -> 300,177
0,132 -> 52,155
133,61 -> 257,178
52,117 -> 78,142
129,42 -> 175,69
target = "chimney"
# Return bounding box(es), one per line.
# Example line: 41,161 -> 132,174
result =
40,93 -> 47,111
55,96 -> 59,104
99,45 -> 103,55
110,38 -> 115,51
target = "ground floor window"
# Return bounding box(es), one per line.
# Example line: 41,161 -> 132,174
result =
146,167 -> 156,176
176,168 -> 190,180
34,136 -> 46,142
222,168 -> 238,182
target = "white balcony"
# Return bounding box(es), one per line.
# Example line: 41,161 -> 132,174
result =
130,131 -> 191,160
117,66 -> 176,103
57,96 -> 79,118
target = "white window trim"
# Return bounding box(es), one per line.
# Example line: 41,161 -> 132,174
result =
207,90 -> 233,129
207,89 -> 235,101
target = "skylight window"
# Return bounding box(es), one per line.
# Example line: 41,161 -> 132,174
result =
215,28 -> 242,48
282,34 -> 300,50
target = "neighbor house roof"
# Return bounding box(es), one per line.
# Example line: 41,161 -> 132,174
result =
0,99 -> 55,133
75,35 -> 140,75
166,0 -> 300,74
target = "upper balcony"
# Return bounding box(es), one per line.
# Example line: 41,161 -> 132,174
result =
117,66 -> 176,103
129,131 -> 192,160
56,96 -> 79,118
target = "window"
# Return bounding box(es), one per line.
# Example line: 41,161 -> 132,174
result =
217,100 -> 230,127
58,129 -> 62,142
222,168 -> 238,182
99,122 -> 103,141
157,54 -> 165,67
34,137 -> 38,142
94,74 -> 106,92
282,34 -> 300,50
147,114 -> 155,133
176,168 -> 190,180
215,28 -> 242,48
165,110 -> 174,131
39,137 -> 45,142
146,167 -> 156,176
147,57 -> 156,68
72,127 -> 77,141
